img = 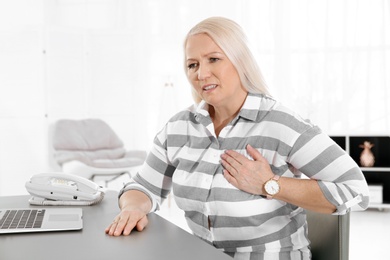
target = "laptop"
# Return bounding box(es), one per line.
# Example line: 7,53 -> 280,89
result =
0,208 -> 83,234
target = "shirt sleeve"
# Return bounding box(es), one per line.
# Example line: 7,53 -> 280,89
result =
288,126 -> 370,215
118,125 -> 175,213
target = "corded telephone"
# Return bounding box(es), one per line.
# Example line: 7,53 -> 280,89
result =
25,172 -> 105,206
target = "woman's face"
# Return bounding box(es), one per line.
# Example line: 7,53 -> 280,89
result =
185,33 -> 247,108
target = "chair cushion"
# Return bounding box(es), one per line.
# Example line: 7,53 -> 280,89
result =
53,119 -> 123,151
52,119 -> 147,170
54,147 -> 126,166
91,156 -> 145,168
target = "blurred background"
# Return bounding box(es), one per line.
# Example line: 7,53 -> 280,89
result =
0,0 -> 389,195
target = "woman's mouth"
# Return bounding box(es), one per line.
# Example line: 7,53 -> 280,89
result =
203,84 -> 217,91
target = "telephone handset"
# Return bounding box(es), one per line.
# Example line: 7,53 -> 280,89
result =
25,172 -> 105,206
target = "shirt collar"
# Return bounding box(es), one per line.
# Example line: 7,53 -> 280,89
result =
194,93 -> 265,122
238,93 -> 264,122
195,100 -> 209,117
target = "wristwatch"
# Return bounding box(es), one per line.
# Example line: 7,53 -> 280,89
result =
264,175 -> 281,199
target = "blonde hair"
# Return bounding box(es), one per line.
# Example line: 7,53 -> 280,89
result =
184,17 -> 270,103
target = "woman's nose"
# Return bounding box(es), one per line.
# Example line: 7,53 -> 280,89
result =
197,64 -> 211,80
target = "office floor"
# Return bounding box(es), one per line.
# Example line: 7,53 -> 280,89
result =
349,208 -> 390,259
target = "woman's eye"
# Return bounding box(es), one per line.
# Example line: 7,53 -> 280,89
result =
187,63 -> 198,70
209,57 -> 220,63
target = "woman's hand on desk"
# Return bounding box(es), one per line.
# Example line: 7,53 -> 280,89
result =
105,209 -> 148,236
105,190 -> 152,236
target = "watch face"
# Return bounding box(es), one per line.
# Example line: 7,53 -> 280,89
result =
265,180 -> 280,195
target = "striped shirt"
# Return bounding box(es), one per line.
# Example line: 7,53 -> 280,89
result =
120,93 -> 369,259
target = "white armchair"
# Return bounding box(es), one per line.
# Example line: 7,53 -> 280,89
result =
52,118 -> 147,187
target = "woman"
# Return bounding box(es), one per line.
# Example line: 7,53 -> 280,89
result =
106,17 -> 369,259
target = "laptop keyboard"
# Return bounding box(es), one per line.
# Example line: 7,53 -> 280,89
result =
0,209 -> 45,229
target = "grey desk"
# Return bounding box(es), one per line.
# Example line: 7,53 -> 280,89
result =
0,191 -> 232,260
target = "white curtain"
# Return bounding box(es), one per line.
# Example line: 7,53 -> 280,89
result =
261,0 -> 390,134
0,0 -> 389,195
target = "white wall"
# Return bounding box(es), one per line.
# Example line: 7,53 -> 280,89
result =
1,0 -> 389,195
